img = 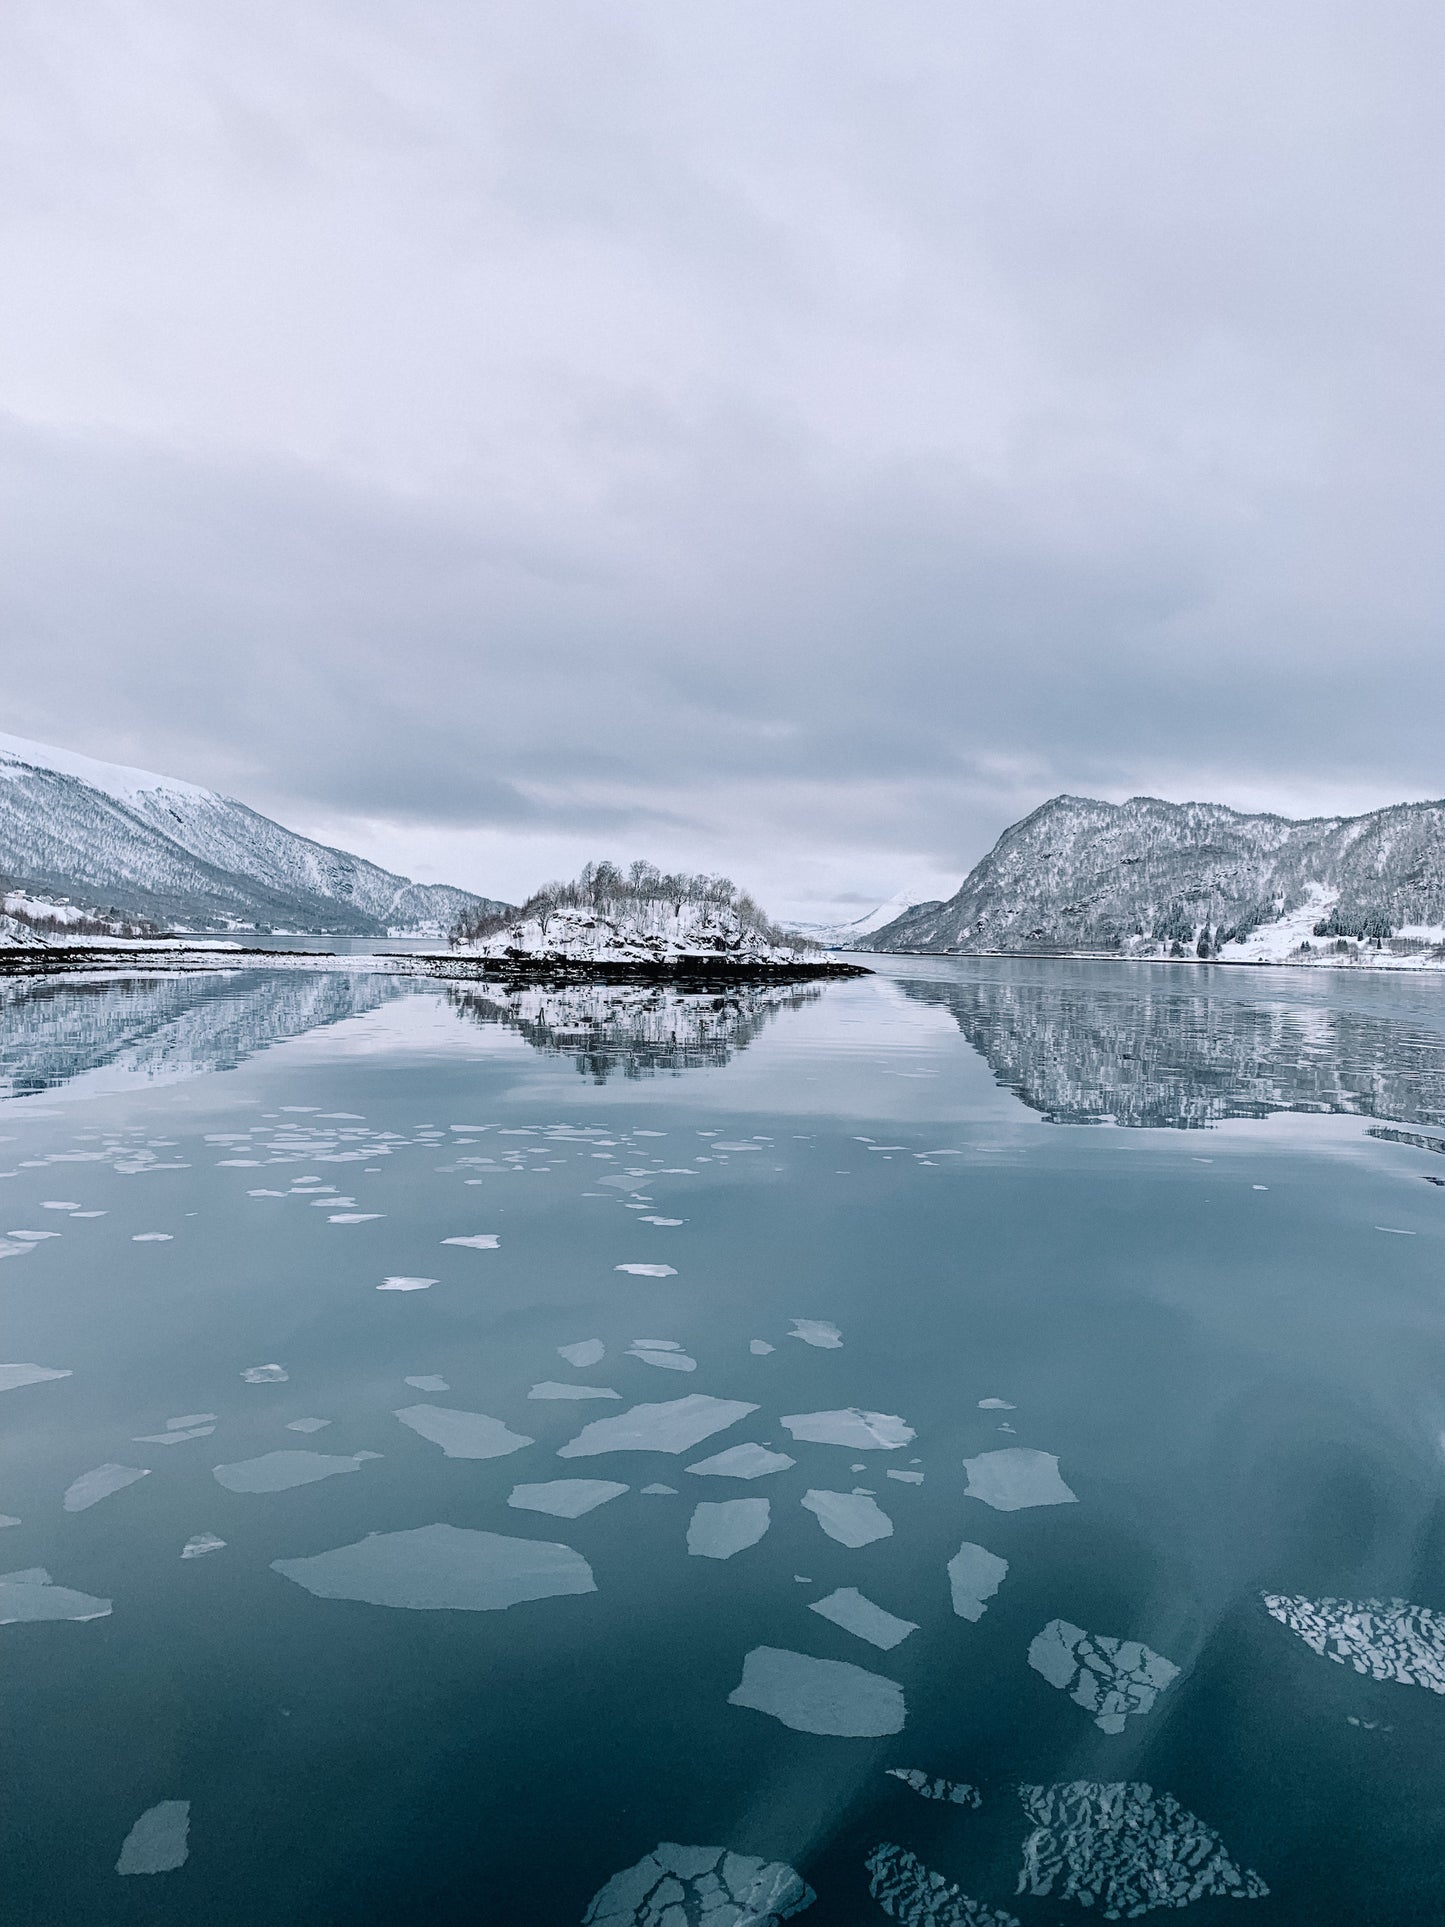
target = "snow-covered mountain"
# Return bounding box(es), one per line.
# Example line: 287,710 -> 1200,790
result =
790,889 -> 929,948
0,730 -> 507,935
863,793 -> 1445,962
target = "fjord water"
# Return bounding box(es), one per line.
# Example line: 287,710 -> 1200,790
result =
4,958 -> 1445,1924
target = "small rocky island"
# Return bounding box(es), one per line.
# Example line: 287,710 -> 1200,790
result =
448,862 -> 867,981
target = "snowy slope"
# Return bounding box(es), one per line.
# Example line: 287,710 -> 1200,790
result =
792,889 -> 933,948
865,793 -> 1445,959
0,731 -> 506,934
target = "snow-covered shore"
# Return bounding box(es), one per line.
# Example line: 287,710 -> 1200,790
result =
454,899 -> 827,969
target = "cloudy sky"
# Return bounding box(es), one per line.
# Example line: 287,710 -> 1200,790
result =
1,4 -> 1440,920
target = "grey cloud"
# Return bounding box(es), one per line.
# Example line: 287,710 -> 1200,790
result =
0,3 -> 1440,911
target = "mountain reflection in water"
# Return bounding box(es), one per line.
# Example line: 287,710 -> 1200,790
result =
446,979 -> 822,1081
899,964 -> 1445,1128
0,969 -> 406,1099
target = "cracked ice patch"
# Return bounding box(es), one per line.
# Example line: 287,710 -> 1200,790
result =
1261,1594 -> 1445,1694
1027,1620 -> 1180,1733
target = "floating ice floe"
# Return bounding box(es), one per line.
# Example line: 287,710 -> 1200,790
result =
1261,1594 -> 1445,1693
582,1842 -> 815,1926
559,1339 -> 606,1368
948,1543 -> 1008,1622
10,1230 -> 60,1240
63,1464 -> 150,1512
962,1449 -> 1076,1512
213,1450 -> 379,1494
241,1363 -> 288,1384
685,1442 -> 795,1480
394,1404 -> 533,1459
789,1320 -> 843,1349
781,1409 -> 914,1451
802,1489 -> 893,1548
116,1800 -> 190,1875
509,1480 -> 628,1518
330,1213 -> 382,1223
729,1645 -> 906,1736
0,1364 -> 71,1393
978,1398 -> 1015,1411
559,1395 -> 757,1458
641,1483 -> 677,1495
885,1768 -> 980,1807
180,1533 -> 226,1560
1028,1621 -> 1180,1734
134,1424 -> 215,1445
443,1234 -> 500,1249
168,1413 -> 216,1429
272,1523 -> 595,1611
627,1340 -> 697,1373
615,1264 -> 677,1278
529,1381 -> 622,1401
287,1417 -> 331,1433
132,1233 -> 173,1242
404,1376 -> 449,1392
0,1567 -> 111,1624
868,1844 -> 1016,1926
687,1498 -> 770,1559
638,1216 -> 683,1226
811,1587 -> 917,1650
0,1515 -> 18,1528
750,1339 -> 776,1355
1015,1782 -> 1268,1918
378,1276 -> 436,1291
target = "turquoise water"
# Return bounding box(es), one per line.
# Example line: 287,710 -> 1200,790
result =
4,958 -> 1445,1923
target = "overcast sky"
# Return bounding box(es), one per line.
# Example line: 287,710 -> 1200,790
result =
1,4 -> 1441,920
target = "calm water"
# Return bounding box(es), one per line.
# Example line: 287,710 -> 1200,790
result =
4,956 -> 1445,1924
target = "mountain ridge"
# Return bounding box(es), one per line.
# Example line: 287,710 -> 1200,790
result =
862,792 -> 1445,961
0,730 -> 506,935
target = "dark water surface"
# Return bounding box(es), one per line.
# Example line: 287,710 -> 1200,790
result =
4,957 -> 1445,1924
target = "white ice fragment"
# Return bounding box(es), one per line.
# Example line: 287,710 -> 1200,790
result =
978,1398 -> 1015,1410
0,1364 -> 71,1393
213,1451 -> 373,1493
782,1410 -> 914,1451
558,1339 -> 606,1368
0,1515 -> 18,1528
116,1800 -> 190,1875
948,1542 -> 1009,1622
811,1587 -> 917,1650
885,1768 -> 980,1807
509,1480 -> 628,1518
286,1417 -> 331,1433
887,1470 -> 924,1485
1028,1620 -> 1180,1733
685,1442 -> 795,1479
134,1425 -> 215,1445
868,1844 -> 1015,1925
272,1523 -> 595,1611
442,1234 -> 500,1248
404,1376 -> 449,1392
641,1483 -> 676,1495
378,1276 -> 436,1291
615,1264 -> 677,1277
638,1216 -> 683,1226
10,1230 -> 60,1239
558,1395 -> 757,1458
687,1497 -> 770,1559
963,1448 -> 1077,1511
583,1843 -> 814,1926
529,1382 -> 621,1401
41,1201 -> 79,1209
63,1464 -> 149,1512
180,1533 -> 225,1559
750,1339 -> 776,1355
1261,1593 -> 1445,1692
789,1319 -> 843,1349
241,1363 -> 288,1384
329,1213 -> 382,1223
729,1645 -> 905,1736
132,1233 -> 173,1242
394,1404 -> 533,1459
627,1342 -> 697,1372
802,1489 -> 893,1547
1016,1782 -> 1268,1917
0,1567 -> 111,1623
